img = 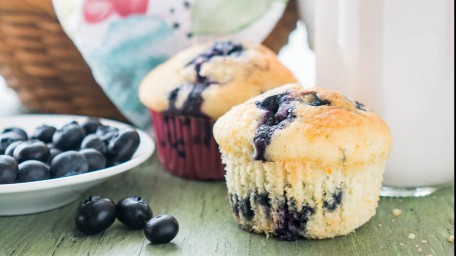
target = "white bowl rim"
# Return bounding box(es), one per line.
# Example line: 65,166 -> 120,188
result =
0,114 -> 155,194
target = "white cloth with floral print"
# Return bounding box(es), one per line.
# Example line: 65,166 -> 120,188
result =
53,0 -> 288,128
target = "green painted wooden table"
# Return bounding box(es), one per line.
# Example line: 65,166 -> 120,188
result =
0,154 -> 454,256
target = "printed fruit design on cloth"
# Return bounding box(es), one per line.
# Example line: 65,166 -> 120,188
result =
113,0 -> 148,17
83,0 -> 114,23
83,0 -> 149,23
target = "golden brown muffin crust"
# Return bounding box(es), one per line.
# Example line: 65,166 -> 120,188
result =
214,84 -> 392,167
139,41 -> 298,119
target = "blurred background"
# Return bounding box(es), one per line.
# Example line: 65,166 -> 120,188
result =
0,0 -> 453,198
0,76 -> 21,116
3,0 -> 451,190
0,18 -> 316,118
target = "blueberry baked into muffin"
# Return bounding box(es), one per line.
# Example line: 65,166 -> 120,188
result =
139,41 -> 297,180
213,84 -> 392,240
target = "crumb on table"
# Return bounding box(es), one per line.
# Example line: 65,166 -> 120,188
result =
393,209 -> 402,217
421,240 -> 428,244
449,235 -> 454,244
408,233 -> 416,240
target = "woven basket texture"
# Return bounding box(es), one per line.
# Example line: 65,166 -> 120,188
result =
0,0 -> 127,121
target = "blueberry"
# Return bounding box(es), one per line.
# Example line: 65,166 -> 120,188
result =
75,196 -> 116,235
48,147 -> 63,164
32,125 -> 57,143
100,132 -> 117,146
355,101 -> 367,111
5,141 -> 23,157
169,41 -> 244,117
239,197 -> 254,221
96,125 -> 119,137
307,92 -> 331,107
117,196 -> 153,229
96,126 -> 119,146
81,118 -> 102,135
2,127 -> 28,141
0,155 -> 18,184
51,151 -> 89,178
275,204 -> 314,241
53,122 -> 86,151
16,160 -> 50,183
80,149 -> 106,172
323,187 -> 344,212
107,129 -> 140,165
144,215 -> 179,244
13,140 -> 51,163
0,132 -> 26,155
253,94 -> 296,161
81,134 -> 107,154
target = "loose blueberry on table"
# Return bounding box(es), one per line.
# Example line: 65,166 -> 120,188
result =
74,195 -> 178,244
75,196 -> 117,235
145,215 -> 180,244
0,118 -> 141,184
116,196 -> 153,229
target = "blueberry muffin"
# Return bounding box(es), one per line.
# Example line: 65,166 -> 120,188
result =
139,41 -> 297,180
213,84 -> 392,240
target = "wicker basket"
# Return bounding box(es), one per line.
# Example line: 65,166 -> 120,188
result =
0,0 -> 297,123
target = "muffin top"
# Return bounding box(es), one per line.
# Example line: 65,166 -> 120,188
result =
214,84 -> 392,166
139,41 -> 298,120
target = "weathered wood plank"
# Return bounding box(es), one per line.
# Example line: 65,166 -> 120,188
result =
0,155 -> 454,256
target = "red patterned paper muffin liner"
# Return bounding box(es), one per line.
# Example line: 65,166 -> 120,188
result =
150,110 -> 225,180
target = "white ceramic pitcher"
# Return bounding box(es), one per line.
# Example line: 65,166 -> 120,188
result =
309,0 -> 454,197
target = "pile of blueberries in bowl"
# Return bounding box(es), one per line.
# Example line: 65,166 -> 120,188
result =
0,119 -> 140,184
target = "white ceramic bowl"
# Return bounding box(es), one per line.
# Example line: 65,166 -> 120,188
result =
0,115 -> 155,216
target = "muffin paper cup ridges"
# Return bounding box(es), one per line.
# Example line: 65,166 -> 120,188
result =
150,111 -> 225,180
223,154 -> 386,240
